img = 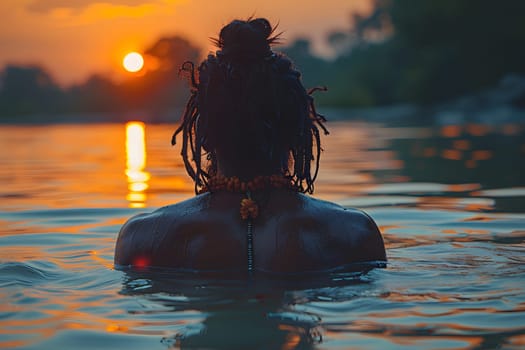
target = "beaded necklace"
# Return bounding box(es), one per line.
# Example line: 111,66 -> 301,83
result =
199,174 -> 294,273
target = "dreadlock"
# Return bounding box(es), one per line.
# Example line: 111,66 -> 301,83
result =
172,17 -> 329,194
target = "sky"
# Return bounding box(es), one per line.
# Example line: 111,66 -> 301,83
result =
0,0 -> 372,86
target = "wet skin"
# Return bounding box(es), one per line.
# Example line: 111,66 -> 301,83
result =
114,189 -> 386,273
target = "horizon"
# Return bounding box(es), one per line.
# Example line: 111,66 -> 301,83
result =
0,0 -> 373,87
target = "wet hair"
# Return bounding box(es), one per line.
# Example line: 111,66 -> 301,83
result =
172,17 -> 329,194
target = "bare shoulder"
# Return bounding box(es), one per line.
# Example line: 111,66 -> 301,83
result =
295,195 -> 387,263
114,196 -> 204,267
114,209 -> 168,267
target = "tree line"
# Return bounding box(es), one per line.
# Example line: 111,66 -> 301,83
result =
287,0 -> 525,106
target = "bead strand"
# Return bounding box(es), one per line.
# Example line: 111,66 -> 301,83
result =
199,174 -> 294,220
246,218 -> 254,273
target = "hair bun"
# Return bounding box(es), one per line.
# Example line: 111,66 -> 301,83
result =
216,18 -> 276,61
249,18 -> 272,39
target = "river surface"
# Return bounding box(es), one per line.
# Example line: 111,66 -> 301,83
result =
1,120 -> 524,349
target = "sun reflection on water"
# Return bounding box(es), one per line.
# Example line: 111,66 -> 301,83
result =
125,121 -> 150,208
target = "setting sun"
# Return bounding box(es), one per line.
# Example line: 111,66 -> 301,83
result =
123,52 -> 144,72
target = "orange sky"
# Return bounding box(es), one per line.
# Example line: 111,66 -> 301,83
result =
0,0 -> 372,86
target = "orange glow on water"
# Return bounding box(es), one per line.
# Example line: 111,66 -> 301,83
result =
422,147 -> 437,157
501,123 -> 522,135
466,124 -> 491,136
278,324 -> 303,350
442,229 -> 457,234
452,139 -> 471,150
441,125 -> 462,138
447,183 -> 480,192
509,334 -> 525,346
442,149 -> 462,160
90,250 -> 113,269
472,150 -> 492,161
465,159 -> 477,168
125,122 -> 150,208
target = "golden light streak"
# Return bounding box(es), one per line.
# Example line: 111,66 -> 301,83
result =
125,122 -> 150,207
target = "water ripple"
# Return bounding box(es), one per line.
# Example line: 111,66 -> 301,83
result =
0,261 -> 61,287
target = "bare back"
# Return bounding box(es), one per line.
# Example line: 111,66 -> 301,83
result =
114,190 -> 386,273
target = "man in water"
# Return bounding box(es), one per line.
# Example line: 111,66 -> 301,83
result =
115,18 -> 386,273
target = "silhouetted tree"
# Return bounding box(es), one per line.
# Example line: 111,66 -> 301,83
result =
0,65 -> 65,118
67,75 -> 119,113
323,0 -> 525,105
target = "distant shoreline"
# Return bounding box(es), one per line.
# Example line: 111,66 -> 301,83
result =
1,103 -> 523,127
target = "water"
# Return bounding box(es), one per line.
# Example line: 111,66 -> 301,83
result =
1,120 -> 524,349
